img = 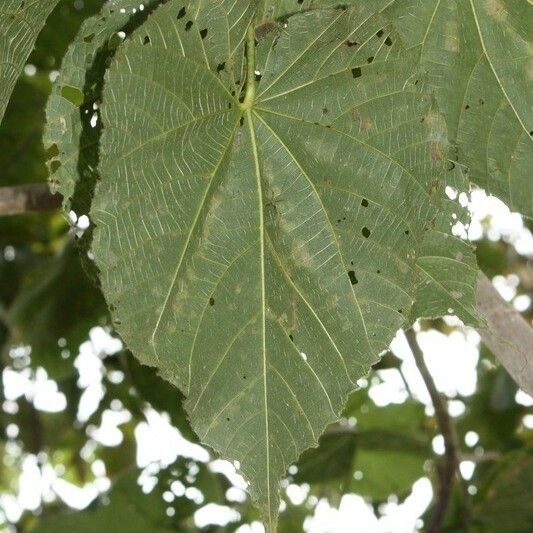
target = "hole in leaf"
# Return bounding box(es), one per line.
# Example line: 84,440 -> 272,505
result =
61,85 -> 84,106
177,6 -> 186,19
367,56 -> 374,63
209,297 -> 215,306
361,198 -> 368,207
348,271 -> 358,285
385,36 -> 393,46
185,20 -> 193,31
143,35 -> 150,45
376,29 -> 384,38
84,33 -> 95,43
351,67 -> 362,78
216,62 -> 226,73
362,227 -> 371,238
45,143 -> 59,160
50,160 -> 62,173
345,39 -> 358,47
200,28 -> 208,39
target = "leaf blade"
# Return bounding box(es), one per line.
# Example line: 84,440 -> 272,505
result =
0,0 -> 61,125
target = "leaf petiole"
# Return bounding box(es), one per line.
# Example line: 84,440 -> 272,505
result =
240,25 -> 256,111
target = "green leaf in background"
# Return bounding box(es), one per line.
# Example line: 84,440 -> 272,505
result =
0,0 -> 61,124
4,243 -> 107,379
87,2 -> 467,524
127,356 -> 198,443
295,400 -> 432,501
31,465 -> 206,533
471,450 -> 533,532
383,0 -> 533,218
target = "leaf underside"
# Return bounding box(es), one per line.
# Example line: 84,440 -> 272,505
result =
0,0 -> 61,123
89,1 -> 451,526
383,0 -> 533,218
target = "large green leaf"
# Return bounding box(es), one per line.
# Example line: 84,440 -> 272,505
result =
383,0 -> 533,218
0,0 -> 61,124
88,1 -> 459,527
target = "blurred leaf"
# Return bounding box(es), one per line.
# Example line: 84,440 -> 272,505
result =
295,400 -> 432,500
471,450 -> 533,532
32,458 -> 233,533
32,468 -> 184,533
458,364 -> 526,452
127,356 -> 198,443
475,240 -> 510,279
4,242 -> 107,378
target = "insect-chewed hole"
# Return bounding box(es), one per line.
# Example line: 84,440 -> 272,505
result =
362,227 -> 371,238
348,270 -> 358,285
351,67 -> 362,79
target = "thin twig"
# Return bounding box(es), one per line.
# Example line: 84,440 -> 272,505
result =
405,329 -> 469,532
0,183 -> 62,216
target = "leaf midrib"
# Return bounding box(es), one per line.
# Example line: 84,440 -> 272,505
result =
245,107 -> 272,531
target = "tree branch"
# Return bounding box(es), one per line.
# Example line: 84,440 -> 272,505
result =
476,273 -> 533,394
0,183 -> 62,215
405,329 -> 465,533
